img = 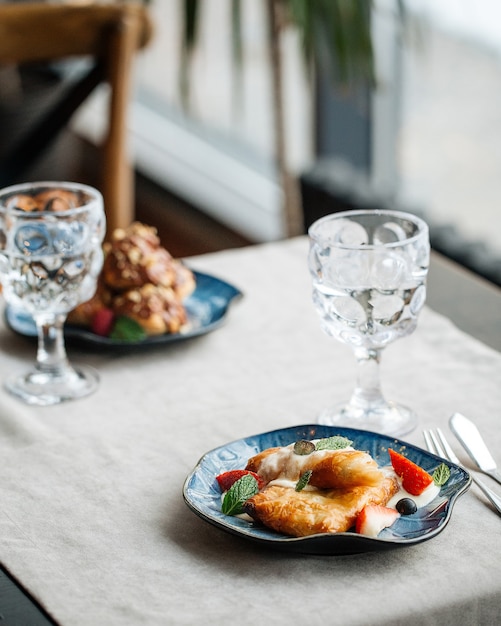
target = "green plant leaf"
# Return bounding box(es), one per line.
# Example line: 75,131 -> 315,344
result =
315,436 -> 353,451
288,0 -> 375,86
295,469 -> 313,492
180,0 -> 378,107
433,463 -> 451,487
222,474 -> 259,516
109,316 -> 147,343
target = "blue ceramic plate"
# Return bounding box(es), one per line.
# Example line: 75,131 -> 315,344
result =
183,424 -> 471,555
5,270 -> 242,350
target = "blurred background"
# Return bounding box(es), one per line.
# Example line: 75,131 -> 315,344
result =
1,0 -> 501,285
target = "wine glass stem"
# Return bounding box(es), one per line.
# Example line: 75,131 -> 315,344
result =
349,347 -> 386,410
34,314 -> 71,376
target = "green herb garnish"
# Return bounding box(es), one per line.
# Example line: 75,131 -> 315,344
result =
315,436 -> 353,451
433,463 -> 451,487
295,469 -> 313,492
109,316 -> 147,342
221,474 -> 259,516
293,440 -> 316,455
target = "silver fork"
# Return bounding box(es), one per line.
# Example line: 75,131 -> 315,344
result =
424,427 -> 501,516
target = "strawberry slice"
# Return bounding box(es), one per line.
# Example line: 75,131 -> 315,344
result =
216,470 -> 264,492
388,448 -> 433,496
91,308 -> 115,337
355,505 -> 400,537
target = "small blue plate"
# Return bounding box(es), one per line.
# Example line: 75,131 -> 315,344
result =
183,424 -> 471,555
5,270 -> 242,350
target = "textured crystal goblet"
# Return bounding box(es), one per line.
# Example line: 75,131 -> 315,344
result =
308,209 -> 430,437
0,181 -> 106,405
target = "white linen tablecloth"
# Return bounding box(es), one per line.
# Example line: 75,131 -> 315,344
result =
1,237 -> 500,625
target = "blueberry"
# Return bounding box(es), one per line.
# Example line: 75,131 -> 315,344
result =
293,440 -> 315,455
396,498 -> 417,515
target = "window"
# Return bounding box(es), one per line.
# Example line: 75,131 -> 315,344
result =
73,0 -> 501,284
131,0 -> 311,241
398,0 -> 501,283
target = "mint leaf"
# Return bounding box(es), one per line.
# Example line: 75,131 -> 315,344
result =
221,475 -> 259,516
295,469 -> 312,492
433,463 -> 451,486
315,436 -> 352,451
294,440 -> 315,455
109,316 -> 147,342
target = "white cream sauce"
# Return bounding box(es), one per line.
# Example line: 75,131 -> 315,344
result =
386,478 -> 440,510
257,441 -> 355,483
267,478 -> 317,491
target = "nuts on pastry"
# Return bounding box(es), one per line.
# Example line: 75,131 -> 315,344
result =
8,189 -> 80,211
32,189 -> 80,211
68,222 -> 195,338
102,222 -> 177,290
7,194 -> 40,212
113,284 -> 187,335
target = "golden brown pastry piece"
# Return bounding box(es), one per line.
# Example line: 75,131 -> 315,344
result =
68,222 -> 195,336
112,284 -> 187,335
246,447 -> 385,489
67,279 -> 112,326
8,189 -> 80,212
7,194 -> 39,212
244,475 -> 399,537
33,189 -> 80,212
242,442 -> 399,537
172,261 -> 197,300
102,222 -> 177,291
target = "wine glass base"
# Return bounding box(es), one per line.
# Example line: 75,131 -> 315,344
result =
317,401 -> 418,438
4,365 -> 99,406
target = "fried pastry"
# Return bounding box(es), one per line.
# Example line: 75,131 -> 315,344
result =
246,446 -> 385,489
244,473 -> 399,537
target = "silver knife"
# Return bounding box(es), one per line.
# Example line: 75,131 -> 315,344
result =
449,412 -> 501,486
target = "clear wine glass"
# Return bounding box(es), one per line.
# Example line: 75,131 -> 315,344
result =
308,209 -> 430,437
0,181 -> 106,406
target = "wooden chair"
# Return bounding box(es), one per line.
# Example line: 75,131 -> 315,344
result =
0,2 -> 153,236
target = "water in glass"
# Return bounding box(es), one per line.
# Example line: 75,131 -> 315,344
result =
308,209 -> 430,436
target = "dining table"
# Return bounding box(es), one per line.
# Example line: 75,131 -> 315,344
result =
1,235 -> 500,626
